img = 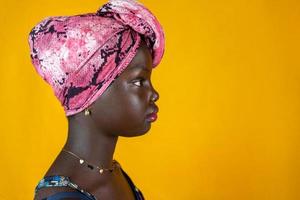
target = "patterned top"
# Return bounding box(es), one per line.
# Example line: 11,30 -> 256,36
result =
35,168 -> 144,200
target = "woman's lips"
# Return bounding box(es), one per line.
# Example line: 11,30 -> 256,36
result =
146,112 -> 158,122
146,104 -> 159,122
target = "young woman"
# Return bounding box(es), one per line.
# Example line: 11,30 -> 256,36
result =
28,0 -> 165,199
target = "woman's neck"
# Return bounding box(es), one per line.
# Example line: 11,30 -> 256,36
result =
64,116 -> 119,168
44,115 -> 120,190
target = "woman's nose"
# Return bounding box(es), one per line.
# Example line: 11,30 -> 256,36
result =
150,88 -> 159,103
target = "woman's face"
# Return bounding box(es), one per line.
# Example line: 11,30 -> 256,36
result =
90,40 -> 159,137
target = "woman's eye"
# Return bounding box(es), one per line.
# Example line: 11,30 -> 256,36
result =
132,78 -> 144,87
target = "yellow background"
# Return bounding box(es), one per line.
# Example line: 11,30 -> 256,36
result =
1,0 -> 299,199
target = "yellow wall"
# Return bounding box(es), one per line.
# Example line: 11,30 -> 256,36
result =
1,0 -> 299,199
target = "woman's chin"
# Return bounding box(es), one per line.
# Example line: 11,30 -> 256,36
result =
120,122 -> 152,137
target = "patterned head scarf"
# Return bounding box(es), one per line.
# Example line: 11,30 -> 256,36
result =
28,0 -> 165,116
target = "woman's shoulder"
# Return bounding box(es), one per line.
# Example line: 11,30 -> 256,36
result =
34,168 -> 144,200
35,190 -> 92,200
34,175 -> 95,200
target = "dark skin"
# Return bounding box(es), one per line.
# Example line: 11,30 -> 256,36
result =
35,40 -> 159,200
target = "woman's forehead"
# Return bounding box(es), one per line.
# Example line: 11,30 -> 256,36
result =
126,42 -> 153,72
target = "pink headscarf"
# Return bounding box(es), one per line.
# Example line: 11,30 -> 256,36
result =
28,0 -> 165,116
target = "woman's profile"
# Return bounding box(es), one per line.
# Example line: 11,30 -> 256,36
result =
28,0 -> 165,199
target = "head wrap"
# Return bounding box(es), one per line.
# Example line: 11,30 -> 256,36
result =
28,0 -> 165,116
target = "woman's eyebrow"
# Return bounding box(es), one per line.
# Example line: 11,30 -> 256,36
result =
129,66 -> 151,72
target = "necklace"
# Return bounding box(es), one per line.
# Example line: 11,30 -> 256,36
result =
62,149 -> 119,174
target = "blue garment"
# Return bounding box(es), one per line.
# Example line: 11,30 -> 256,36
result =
35,168 -> 144,200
